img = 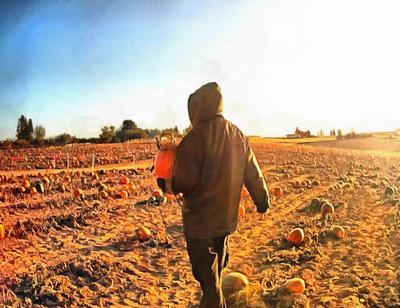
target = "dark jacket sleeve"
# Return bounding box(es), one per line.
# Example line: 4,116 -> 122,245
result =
171,132 -> 203,197
244,143 -> 270,213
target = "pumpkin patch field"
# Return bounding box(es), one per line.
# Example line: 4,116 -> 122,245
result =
0,141 -> 400,307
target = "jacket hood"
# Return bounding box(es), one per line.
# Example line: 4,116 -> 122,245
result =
188,82 -> 223,126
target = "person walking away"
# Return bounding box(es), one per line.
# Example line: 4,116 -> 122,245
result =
171,82 -> 270,308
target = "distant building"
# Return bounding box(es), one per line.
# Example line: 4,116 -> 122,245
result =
395,129 -> 400,136
287,127 -> 312,139
287,133 -> 300,139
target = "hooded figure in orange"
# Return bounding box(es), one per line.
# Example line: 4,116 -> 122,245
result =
172,82 -> 270,307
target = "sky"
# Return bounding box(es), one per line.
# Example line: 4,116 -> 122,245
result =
1,0 -> 399,139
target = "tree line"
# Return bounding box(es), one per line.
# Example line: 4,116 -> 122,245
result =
2,115 -> 180,148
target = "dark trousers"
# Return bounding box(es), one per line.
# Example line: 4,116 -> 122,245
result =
186,234 -> 229,308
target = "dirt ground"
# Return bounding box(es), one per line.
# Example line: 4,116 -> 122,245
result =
0,142 -> 399,307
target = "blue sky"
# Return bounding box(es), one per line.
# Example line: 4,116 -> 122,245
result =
1,0 -> 399,139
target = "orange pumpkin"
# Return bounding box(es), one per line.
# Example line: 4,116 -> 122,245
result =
272,187 -> 283,198
165,192 -> 176,202
152,190 -> 162,198
120,184 -> 130,191
136,226 -> 152,241
74,189 -> 84,198
287,228 -> 305,246
119,190 -> 129,199
23,179 -> 31,189
17,186 -> 26,194
154,143 -> 177,179
120,176 -> 130,185
29,187 -> 37,195
238,204 -> 246,218
0,224 -> 5,239
284,278 -> 305,294
331,225 -> 345,239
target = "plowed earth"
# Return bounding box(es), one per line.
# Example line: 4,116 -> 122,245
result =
0,142 -> 399,307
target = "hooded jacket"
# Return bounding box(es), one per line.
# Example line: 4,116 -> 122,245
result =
172,82 -> 269,239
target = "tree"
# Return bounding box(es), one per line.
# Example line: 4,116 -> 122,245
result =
99,126 -> 116,143
27,118 -> 34,141
114,119 -> 147,142
34,125 -> 46,144
121,120 -> 137,130
337,129 -> 343,139
144,128 -> 162,138
55,133 -> 75,145
162,127 -> 180,137
16,115 -> 28,140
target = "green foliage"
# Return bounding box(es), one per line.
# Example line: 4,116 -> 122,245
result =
114,128 -> 147,142
121,120 -> 137,130
34,125 -> 46,144
337,129 -> 343,139
16,115 -> 34,142
99,126 -> 116,143
27,119 -> 34,141
54,133 -> 76,145
16,115 -> 28,140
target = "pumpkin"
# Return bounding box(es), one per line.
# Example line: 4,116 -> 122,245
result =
35,182 -> 45,194
331,225 -> 345,239
238,204 -> 246,218
119,190 -> 129,199
384,186 -> 395,198
17,186 -> 26,194
120,184 -> 130,191
136,226 -> 152,241
152,190 -> 162,198
0,224 -> 5,239
287,228 -> 305,246
272,187 -> 283,198
29,187 -> 37,195
165,192 -> 176,202
154,143 -> 177,179
74,189 -> 84,198
320,202 -> 334,217
120,176 -> 130,185
222,272 -> 248,295
23,179 -> 31,189
284,278 -> 305,294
